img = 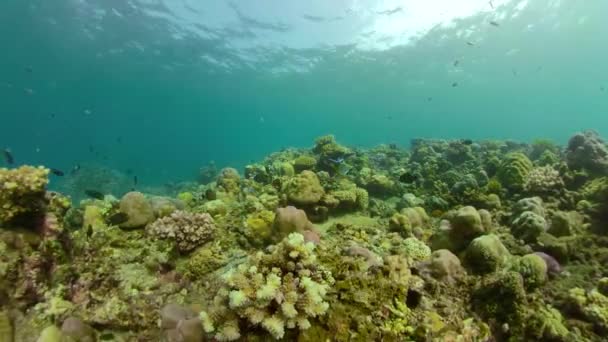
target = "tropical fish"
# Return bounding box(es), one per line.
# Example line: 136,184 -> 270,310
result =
2,148 -> 14,165
107,212 -> 129,225
50,168 -> 65,176
84,189 -> 105,200
399,171 -> 419,183
71,164 -> 81,175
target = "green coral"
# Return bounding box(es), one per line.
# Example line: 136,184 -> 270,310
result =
0,165 -> 49,224
509,254 -> 547,290
402,237 -> 431,263
294,155 -> 317,173
199,233 -> 334,340
465,234 -> 511,274
568,285 -> 608,332
511,211 -> 547,243
284,170 -> 325,205
473,271 -> 527,324
524,305 -> 570,340
244,210 -> 276,245
497,152 -> 533,191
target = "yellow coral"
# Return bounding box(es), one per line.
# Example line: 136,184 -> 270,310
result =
0,165 -> 49,223
262,315 -> 286,339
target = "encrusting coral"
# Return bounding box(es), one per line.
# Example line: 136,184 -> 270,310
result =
0,165 -> 50,225
198,233 -> 334,340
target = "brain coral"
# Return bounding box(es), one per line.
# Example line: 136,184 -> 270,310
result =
147,210 -> 215,252
497,152 -> 533,191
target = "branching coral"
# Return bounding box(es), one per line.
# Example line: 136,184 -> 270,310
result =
0,165 -> 49,224
199,233 -> 334,340
147,210 -> 215,253
524,166 -> 565,196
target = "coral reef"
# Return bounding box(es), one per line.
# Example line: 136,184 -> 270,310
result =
6,131 -> 608,341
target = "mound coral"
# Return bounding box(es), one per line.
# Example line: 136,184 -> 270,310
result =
273,206 -> 315,242
511,211 -> 547,243
0,165 -> 49,224
566,130 -> 608,175
198,233 -> 334,340
497,152 -> 533,191
465,234 -> 511,274
118,191 -> 155,229
524,166 -> 565,196
217,167 -> 241,194
147,210 -> 215,252
284,171 -> 325,205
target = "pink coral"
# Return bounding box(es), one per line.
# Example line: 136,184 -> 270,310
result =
147,211 -> 215,253
273,206 -> 314,238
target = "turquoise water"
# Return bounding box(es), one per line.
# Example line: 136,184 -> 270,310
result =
1,0 -> 607,188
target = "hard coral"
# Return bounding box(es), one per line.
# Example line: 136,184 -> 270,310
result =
284,171 -> 325,205
199,233 -> 334,340
147,210 -> 215,253
566,130 -> 608,175
497,152 -> 533,192
0,165 -> 49,225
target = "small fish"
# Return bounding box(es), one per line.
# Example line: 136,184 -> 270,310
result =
512,69 -> 518,76
427,97 -> 433,102
126,168 -> 133,175
453,60 -> 459,67
133,175 -> 138,186
466,41 -> 475,46
490,21 -> 500,27
50,113 -> 56,119
116,136 -> 122,143
489,1 -> 494,9
3,148 -> 14,164
107,212 -> 129,225
50,168 -> 65,176
84,189 -> 105,200
601,86 -> 605,92
25,66 -> 33,73
461,139 -> 473,145
86,224 -> 93,238
259,116 -> 265,123
24,88 -> 34,95
84,109 -> 92,115
88,145 -> 94,153
385,115 -> 393,120
71,164 -> 81,175
35,147 -> 41,153
452,82 -> 458,87
337,163 -> 352,176
399,171 -> 419,183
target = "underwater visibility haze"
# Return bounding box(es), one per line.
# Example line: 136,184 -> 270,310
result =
2,0 -> 608,341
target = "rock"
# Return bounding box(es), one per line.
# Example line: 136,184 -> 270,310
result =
285,171 -> 325,205
118,191 -> 155,229
61,317 -> 95,342
465,234 -> 511,274
429,249 -> 464,283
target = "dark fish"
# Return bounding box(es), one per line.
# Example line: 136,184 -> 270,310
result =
461,139 -> 473,145
116,136 -> 122,143
84,189 -> 105,200
3,148 -> 14,165
489,21 -> 500,27
389,143 -> 398,150
107,212 -> 129,225
71,164 -> 81,175
25,66 -> 33,73
489,1 -> 494,9
50,113 -> 56,119
24,88 -> 34,95
126,168 -> 133,175
88,145 -> 94,153
86,224 -> 93,238
601,86 -> 605,92
512,69 -> 518,76
50,168 -> 65,176
452,82 -> 458,87
133,175 -> 138,186
427,97 -> 433,102
205,189 -> 217,200
466,41 -> 475,46
453,60 -> 459,67
399,171 -> 419,183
